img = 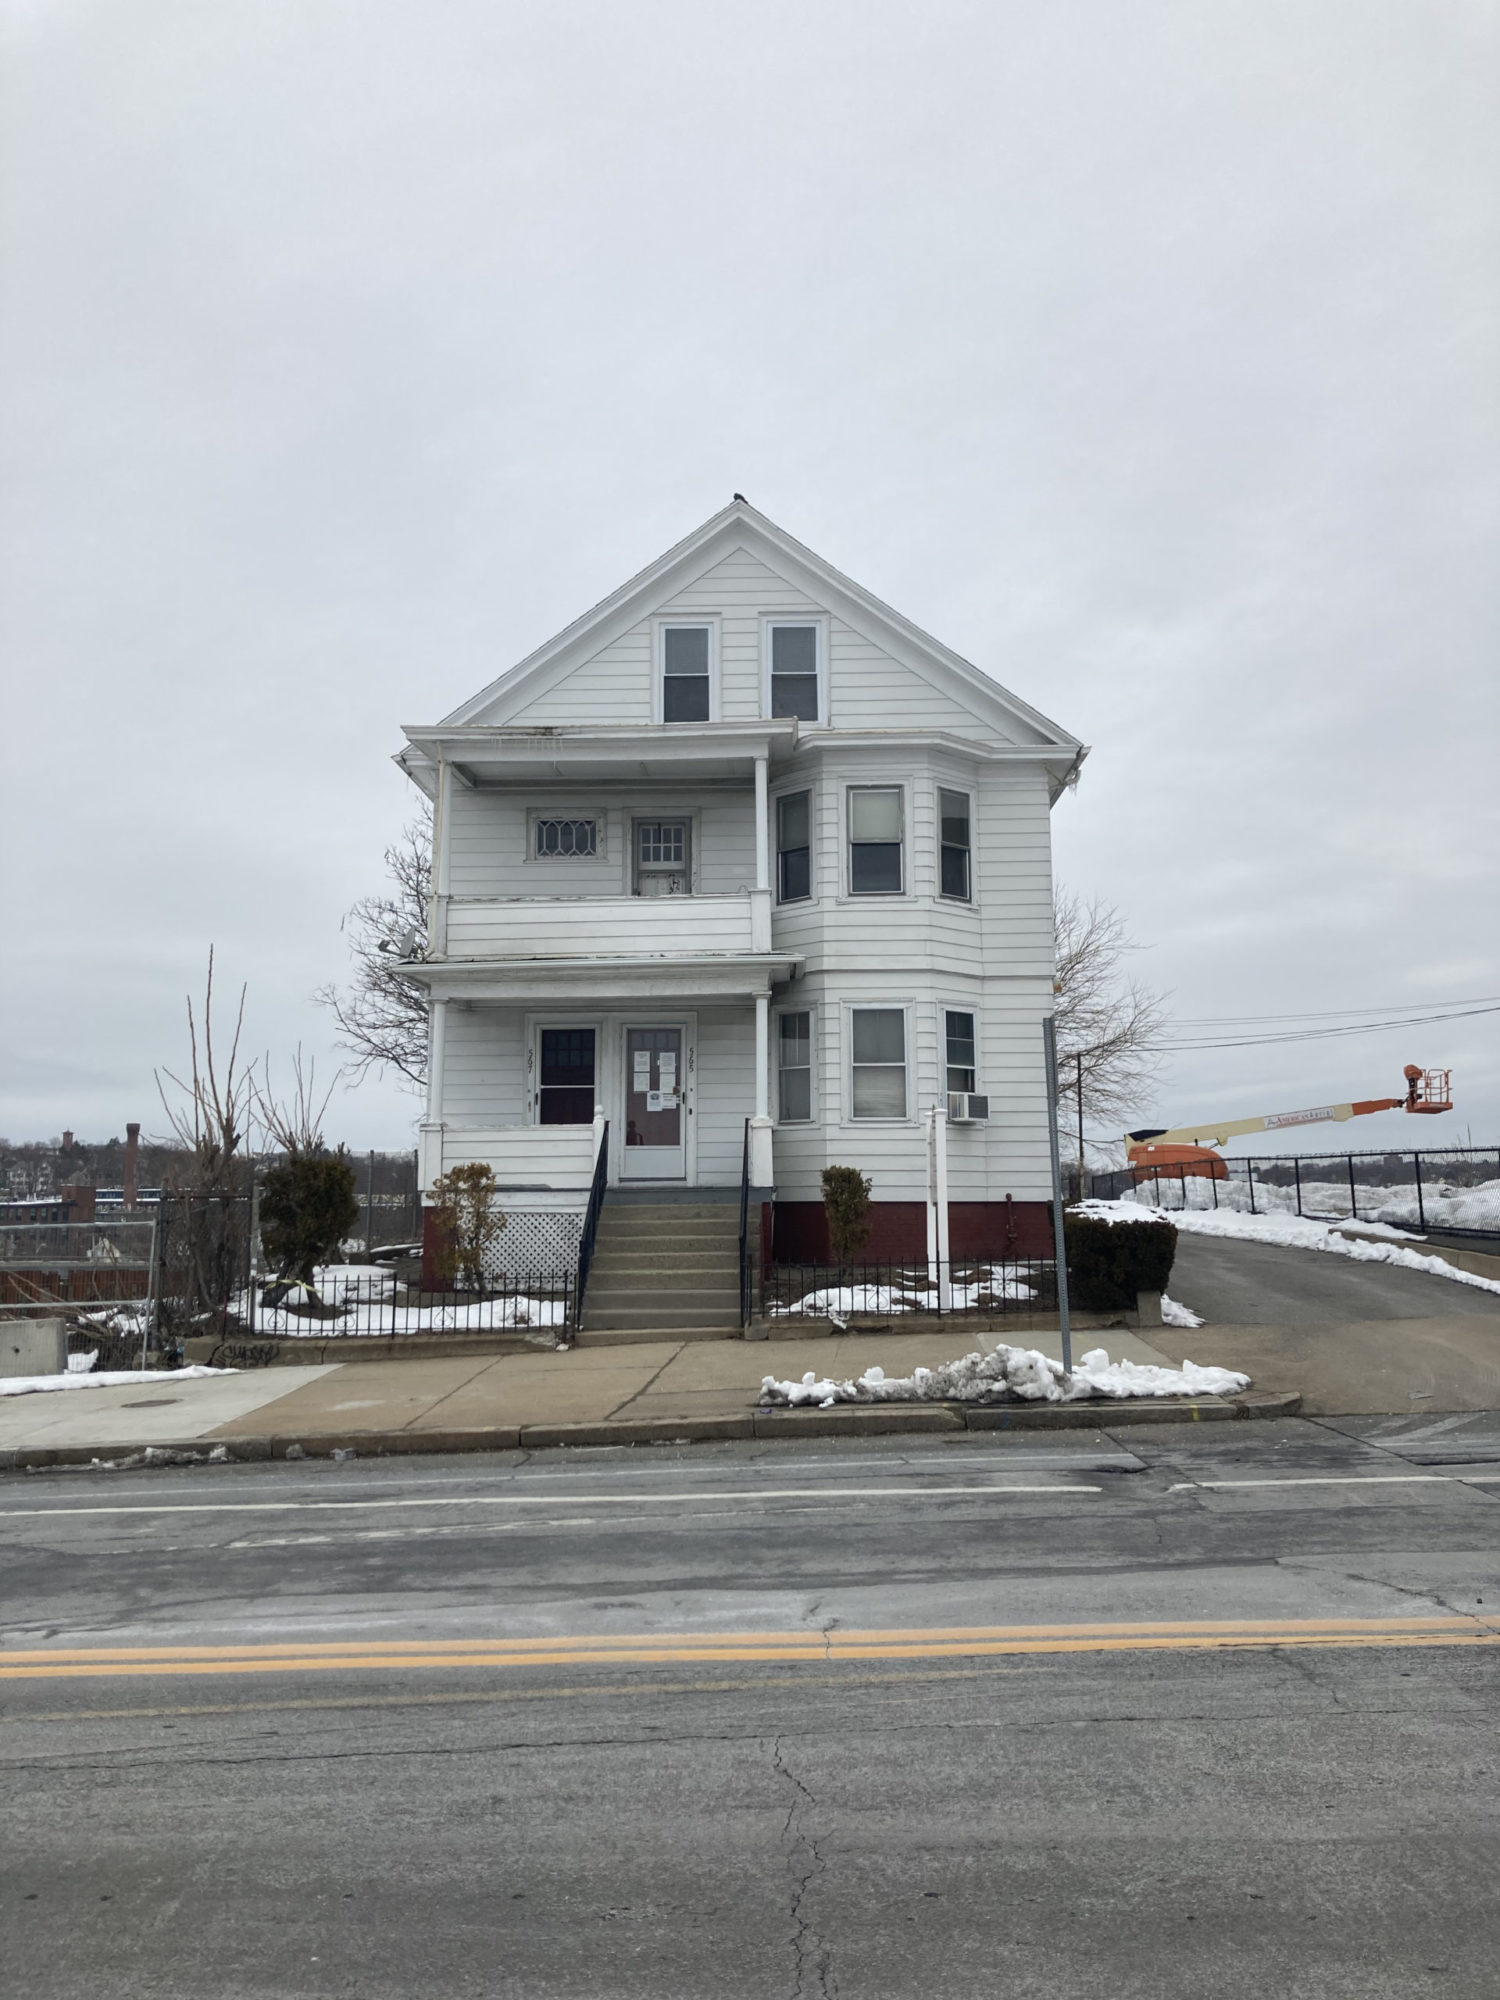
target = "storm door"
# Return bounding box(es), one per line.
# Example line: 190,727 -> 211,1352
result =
621,1026 -> 687,1180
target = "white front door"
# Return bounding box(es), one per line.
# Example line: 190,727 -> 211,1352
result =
621,1025 -> 687,1180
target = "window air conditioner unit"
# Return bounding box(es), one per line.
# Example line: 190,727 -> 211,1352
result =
947,1092 -> 989,1123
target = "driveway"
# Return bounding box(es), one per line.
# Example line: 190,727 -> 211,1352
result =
1164,1232 -> 1500,1414
1169,1233 -> 1500,1324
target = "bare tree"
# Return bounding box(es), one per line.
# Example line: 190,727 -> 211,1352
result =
1052,890 -> 1167,1141
154,948 -> 256,1194
316,811 -> 431,1088
254,1046 -> 341,1157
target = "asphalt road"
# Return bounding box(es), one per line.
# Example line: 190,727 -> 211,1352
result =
3,1425 -> 1499,1998
1169,1232 -> 1500,1324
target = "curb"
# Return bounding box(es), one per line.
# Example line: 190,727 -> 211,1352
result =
0,1390 -> 1300,1472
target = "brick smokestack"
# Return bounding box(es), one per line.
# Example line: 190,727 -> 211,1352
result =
123,1122 -> 140,1210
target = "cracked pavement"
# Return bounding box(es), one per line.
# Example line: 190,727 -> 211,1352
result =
2,1418 -> 1498,1996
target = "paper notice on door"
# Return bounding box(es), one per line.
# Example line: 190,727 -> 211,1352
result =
646,1090 -> 663,1112
658,1053 -> 677,1089
633,1051 -> 652,1089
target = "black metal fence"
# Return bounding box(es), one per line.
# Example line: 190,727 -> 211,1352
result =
766,1257 -> 1057,1322
1076,1145 -> 1500,1241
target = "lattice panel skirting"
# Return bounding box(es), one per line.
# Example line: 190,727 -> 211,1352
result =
481,1209 -> 584,1281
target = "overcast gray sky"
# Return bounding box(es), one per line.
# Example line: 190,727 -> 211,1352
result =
2,0 -> 1496,1159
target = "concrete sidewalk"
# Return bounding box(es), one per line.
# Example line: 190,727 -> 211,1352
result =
0,1325 -> 1292,1466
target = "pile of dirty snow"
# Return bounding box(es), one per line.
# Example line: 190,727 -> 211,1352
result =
0,1365 -> 237,1399
760,1342 -> 1248,1409
1075,1200 -> 1500,1296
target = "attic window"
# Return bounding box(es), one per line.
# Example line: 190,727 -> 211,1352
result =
661,626 -> 711,723
770,624 -> 820,721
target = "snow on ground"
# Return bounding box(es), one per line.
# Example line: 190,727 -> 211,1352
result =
1122,1173 -> 1499,1235
1159,1295 -> 1205,1328
1077,1199 -> 1500,1296
760,1342 -> 1248,1408
0,1365 -> 237,1398
234,1264 -> 568,1334
772,1266 -> 1035,1318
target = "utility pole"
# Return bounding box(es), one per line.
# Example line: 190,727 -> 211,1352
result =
1042,1015 -> 1073,1374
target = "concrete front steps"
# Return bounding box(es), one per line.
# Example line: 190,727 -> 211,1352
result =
580,1197 -> 744,1336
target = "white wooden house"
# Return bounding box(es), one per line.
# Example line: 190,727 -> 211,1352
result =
396,499 -> 1084,1325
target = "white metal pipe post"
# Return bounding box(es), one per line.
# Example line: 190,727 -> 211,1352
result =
1042,1013 -> 1073,1372
931,1104 -> 952,1310
753,754 -> 770,892
754,990 -> 770,1120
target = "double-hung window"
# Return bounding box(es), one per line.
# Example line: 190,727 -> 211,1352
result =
848,787 -> 903,894
850,1008 -> 907,1118
776,791 -> 811,902
777,1011 -> 812,1122
939,789 -> 971,900
769,624 -> 820,721
661,626 -> 711,723
945,1011 -> 977,1094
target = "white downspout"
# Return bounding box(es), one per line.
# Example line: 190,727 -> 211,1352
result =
421,998 -> 448,1193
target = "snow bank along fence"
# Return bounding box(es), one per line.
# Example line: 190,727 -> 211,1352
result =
767,1256 -> 1058,1323
1077,1145 -> 1500,1243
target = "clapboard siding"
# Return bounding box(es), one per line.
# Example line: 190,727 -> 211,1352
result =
441,1005 -> 526,1125
447,895 -> 753,959
495,545 -> 1017,740
446,784 -> 757,898
693,1005 -> 758,1182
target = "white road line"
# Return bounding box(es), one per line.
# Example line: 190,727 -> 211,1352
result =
0,1483 -> 1103,1521
1170,1474 -> 1500,1491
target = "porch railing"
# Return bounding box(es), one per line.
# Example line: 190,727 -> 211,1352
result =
571,1120 -> 611,1332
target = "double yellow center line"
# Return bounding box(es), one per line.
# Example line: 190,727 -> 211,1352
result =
4,1616 -> 1498,1681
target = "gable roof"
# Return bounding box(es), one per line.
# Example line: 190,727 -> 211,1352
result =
435,498 -> 1083,755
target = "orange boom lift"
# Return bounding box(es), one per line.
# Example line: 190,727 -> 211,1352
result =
1126,1065 -> 1452,1181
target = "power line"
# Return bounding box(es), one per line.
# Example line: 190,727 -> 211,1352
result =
1170,995 -> 1500,1027
1152,1003 -> 1500,1053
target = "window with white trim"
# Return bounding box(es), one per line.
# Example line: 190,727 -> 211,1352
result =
769,624 -> 820,721
851,1008 -> 907,1118
777,1011 -> 812,1122
661,625 -> 711,722
776,791 -> 811,903
945,1010 -> 977,1094
848,787 -> 903,894
939,789 -> 971,900
534,818 -> 598,858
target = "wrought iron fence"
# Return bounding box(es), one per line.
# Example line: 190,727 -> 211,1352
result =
766,1257 -> 1057,1322
1077,1145 -> 1500,1241
738,1118 -> 752,1329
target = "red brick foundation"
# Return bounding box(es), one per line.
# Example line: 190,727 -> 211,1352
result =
771,1198 -> 1055,1264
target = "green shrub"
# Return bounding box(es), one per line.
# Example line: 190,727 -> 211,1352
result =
1063,1212 -> 1177,1310
259,1150 -> 361,1303
821,1165 -> 873,1267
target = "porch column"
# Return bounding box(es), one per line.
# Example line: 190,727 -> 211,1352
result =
430,754 -> 453,956
750,989 -> 774,1185
754,755 -> 770,891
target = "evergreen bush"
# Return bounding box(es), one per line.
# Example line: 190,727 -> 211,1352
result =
821,1165 -> 873,1267
1063,1211 -> 1177,1311
259,1150 -> 361,1308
